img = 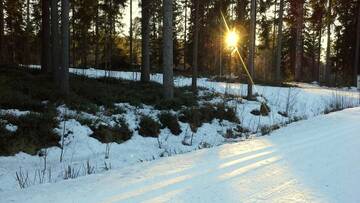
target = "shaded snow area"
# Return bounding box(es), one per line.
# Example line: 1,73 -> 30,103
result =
0,67 -> 359,196
2,108 -> 360,203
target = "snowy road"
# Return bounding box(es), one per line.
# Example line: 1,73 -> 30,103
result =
2,108 -> 360,203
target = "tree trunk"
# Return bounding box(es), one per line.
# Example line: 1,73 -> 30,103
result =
51,0 -> 60,82
354,2 -> 360,86
163,0 -> 174,99
294,0 -> 304,81
325,0 -> 332,85
129,0 -> 133,69
183,0 -> 187,70
317,20 -> 322,82
94,0 -> 99,68
141,0 -> 150,82
192,0 -> 199,92
247,0 -> 256,98
41,0 -> 51,72
60,0 -> 69,96
275,0 -> 284,82
0,0 -> 4,65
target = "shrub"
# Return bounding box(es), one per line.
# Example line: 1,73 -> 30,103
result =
0,110 -> 60,156
251,103 -> 271,116
138,116 -> 161,137
158,112 -> 182,135
260,124 -> 280,136
179,103 -> 239,132
90,119 -> 132,144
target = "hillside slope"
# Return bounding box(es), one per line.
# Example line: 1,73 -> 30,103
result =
2,107 -> 360,203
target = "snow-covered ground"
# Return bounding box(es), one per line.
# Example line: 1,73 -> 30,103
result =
2,107 -> 360,203
1,67 -> 359,194
70,68 -> 360,118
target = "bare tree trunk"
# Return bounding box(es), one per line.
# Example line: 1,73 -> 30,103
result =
129,0 -> 133,70
51,0 -> 60,82
325,0 -> 332,85
192,0 -> 199,92
41,0 -> 51,72
354,2 -> 360,86
294,0 -> 304,81
60,0 -> 69,96
163,0 -> 174,99
109,0 -> 113,70
183,0 -> 187,70
317,19 -> 322,82
94,0 -> 99,68
275,0 -> 284,82
141,0 -> 150,82
0,0 -> 5,65
71,3 -> 76,67
247,0 -> 256,99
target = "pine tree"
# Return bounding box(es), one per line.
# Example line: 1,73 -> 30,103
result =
191,0 -> 199,92
354,2 -> 360,85
247,0 -> 256,98
41,0 -> 51,72
60,0 -> 69,96
294,0 -> 304,81
163,0 -> 174,99
141,0 -> 150,82
275,0 -> 284,82
324,0 -> 332,84
0,0 -> 4,64
51,0 -> 60,80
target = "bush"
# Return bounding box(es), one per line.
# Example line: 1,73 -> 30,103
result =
251,103 -> 271,116
90,119 -> 132,144
0,109 -> 60,156
179,103 -> 239,132
158,112 -> 182,135
260,124 -> 280,136
138,116 -> 161,137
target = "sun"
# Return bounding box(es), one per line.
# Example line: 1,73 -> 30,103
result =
225,29 -> 239,49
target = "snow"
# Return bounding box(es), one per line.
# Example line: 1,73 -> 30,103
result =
2,107 -> 360,203
0,109 -> 31,117
1,67 -> 359,196
5,124 -> 18,132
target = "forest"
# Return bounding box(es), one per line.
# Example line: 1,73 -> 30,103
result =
0,0 -> 359,94
0,0 -> 360,201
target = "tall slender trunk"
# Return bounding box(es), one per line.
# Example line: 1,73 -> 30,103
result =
141,0 -> 151,82
71,3 -> 76,66
0,0 -> 5,65
109,0 -> 113,70
60,0 -> 69,96
163,0 -> 174,99
272,0 -> 277,51
41,0 -> 51,72
192,0 -> 199,92
94,1 -> 99,68
294,0 -> 304,81
129,0 -> 133,69
51,0 -> 60,82
354,2 -> 360,86
275,0 -> 284,82
183,0 -> 187,70
247,0 -> 256,98
317,19 -> 322,82
325,0 -> 332,85
26,0 -> 30,65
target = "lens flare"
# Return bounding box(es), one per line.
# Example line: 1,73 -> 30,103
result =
225,30 -> 239,48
